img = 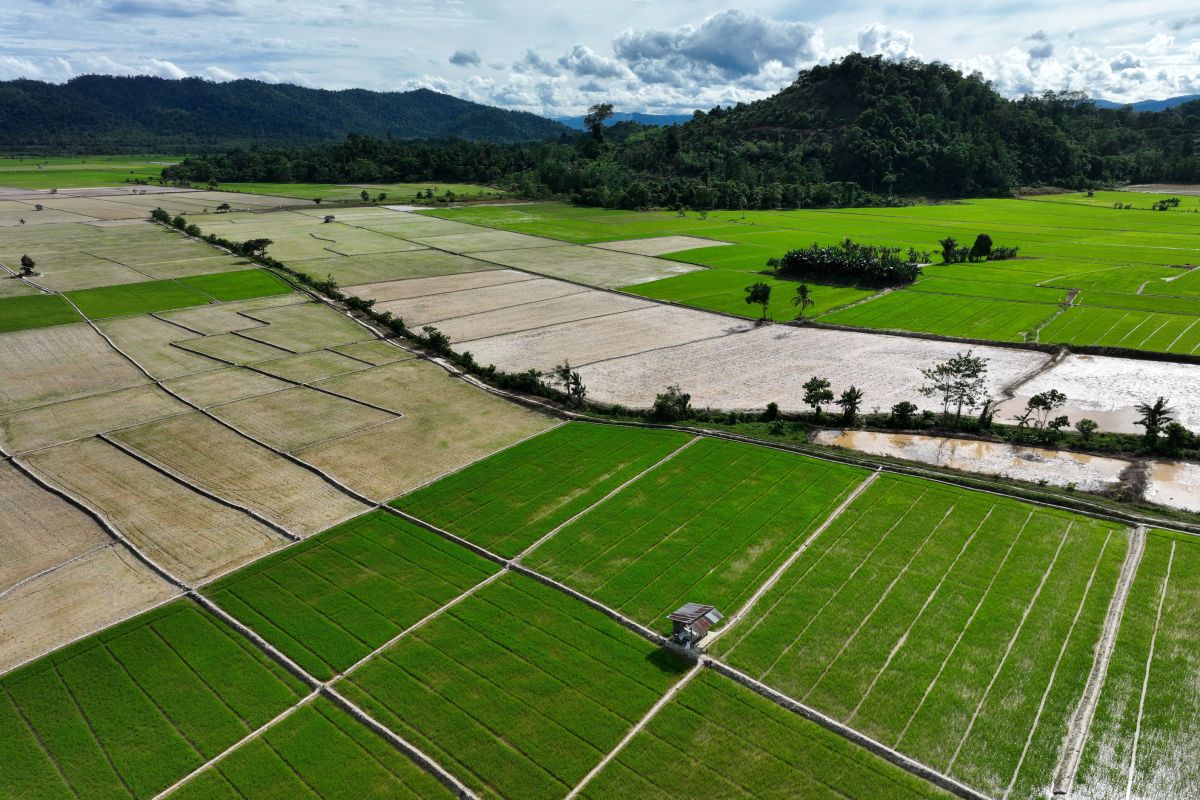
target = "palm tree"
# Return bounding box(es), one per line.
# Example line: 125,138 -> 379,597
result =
792,284 -> 815,320
836,386 -> 865,426
1134,396 -> 1175,446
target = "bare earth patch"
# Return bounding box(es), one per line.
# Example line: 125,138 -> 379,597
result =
208,385 -> 398,451
375,276 -> 588,327
98,315 -> 223,379
576,325 -> 1048,412
590,236 -> 733,256
162,367 -> 292,408
0,322 -> 147,414
470,243 -> 703,287
436,290 -> 653,343
157,294 -> 306,335
344,268 -> 524,303
251,349 -> 373,383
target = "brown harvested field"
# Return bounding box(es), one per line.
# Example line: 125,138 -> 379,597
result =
576,324 -> 1050,412
38,196 -> 148,220
0,384 -> 188,454
0,277 -> 41,297
235,302 -> 373,352
87,237 -> 217,266
375,277 -> 588,326
0,208 -> 87,227
162,367 -> 291,407
0,323 -> 147,414
175,332 -> 295,364
97,315 -> 223,379
321,230 -> 429,256
158,294 -> 306,334
354,214 -> 482,237
405,228 -> 558,253
331,340 -> 412,365
0,545 -> 180,674
24,439 -> 287,583
435,289 -> 652,343
464,304 -> 753,371
208,386 -> 397,451
467,243 -> 702,287
251,349 -> 371,383
32,262 -> 149,291
112,412 -> 368,535
300,360 -> 556,500
590,235 -> 733,256
290,249 -> 484,286
344,268 -> 520,302
0,461 -> 110,592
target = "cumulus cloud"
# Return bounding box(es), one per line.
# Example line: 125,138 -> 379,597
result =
856,24 -> 917,61
557,45 -> 626,78
47,0 -> 245,17
200,65 -> 238,81
1145,33 -> 1174,55
1110,51 -> 1144,71
614,10 -> 821,85
448,49 -> 480,67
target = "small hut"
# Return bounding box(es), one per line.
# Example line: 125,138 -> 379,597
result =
667,603 -> 722,649
323,215 -> 336,223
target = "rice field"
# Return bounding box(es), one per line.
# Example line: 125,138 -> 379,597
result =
336,572 -> 691,800
713,474 -> 1128,798
392,422 -> 694,556
527,437 -> 869,629
579,669 -> 951,799
0,601 -> 309,799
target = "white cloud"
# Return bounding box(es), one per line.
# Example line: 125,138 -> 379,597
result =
557,45 -> 626,78
200,65 -> 238,81
1110,51 -> 1144,71
856,24 -> 917,61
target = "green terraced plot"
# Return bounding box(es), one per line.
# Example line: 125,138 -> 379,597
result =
0,601 -> 307,800
714,475 -> 1128,799
205,510 -> 498,680
820,290 -> 1060,341
625,267 -> 872,320
1039,306 -> 1200,355
66,278 -> 213,318
526,437 -> 869,631
169,697 -> 453,800
337,572 -> 690,800
1073,531 -> 1200,800
0,293 -> 80,332
580,670 -> 950,799
179,268 -> 293,301
392,422 -> 692,556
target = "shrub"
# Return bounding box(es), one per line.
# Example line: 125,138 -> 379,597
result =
652,385 -> 692,421
777,238 -> 926,285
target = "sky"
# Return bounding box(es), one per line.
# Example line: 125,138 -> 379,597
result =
2,1 -> 1199,116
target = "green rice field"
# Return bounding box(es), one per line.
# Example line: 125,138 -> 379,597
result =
338,572 -> 690,800
205,511 -> 498,680
219,182 -> 508,203
0,293 -> 80,331
0,601 -> 308,799
0,155 -> 178,189
428,196 -> 1200,355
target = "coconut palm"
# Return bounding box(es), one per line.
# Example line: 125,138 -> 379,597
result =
1134,397 -> 1175,446
792,283 -> 815,320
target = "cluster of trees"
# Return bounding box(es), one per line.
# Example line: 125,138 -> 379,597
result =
775,238 -> 928,286
939,234 -> 1018,264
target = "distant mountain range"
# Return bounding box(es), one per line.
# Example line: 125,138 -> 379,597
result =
0,76 -> 569,151
1091,94 -> 1200,112
553,112 -> 695,130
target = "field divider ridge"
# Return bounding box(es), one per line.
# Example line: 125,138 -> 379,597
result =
563,662 -> 704,800
512,435 -> 701,562
97,432 -> 302,542
1124,539 -> 1175,800
1051,525 -> 1147,796
704,468 -> 881,647
704,657 -> 994,800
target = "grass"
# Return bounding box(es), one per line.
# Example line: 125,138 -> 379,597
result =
580,669 -> 951,799
0,293 -> 80,332
169,697 -> 454,800
0,155 -> 178,189
217,182 -> 507,202
336,572 -> 690,800
1074,531 -> 1200,799
526,437 -> 870,631
0,600 -> 308,800
391,422 -> 693,556
626,267 -> 873,320
713,474 -> 1127,797
205,510 -> 498,681
178,268 -> 293,301
427,196 -> 1200,356
1038,306 -> 1200,355
66,279 -> 213,318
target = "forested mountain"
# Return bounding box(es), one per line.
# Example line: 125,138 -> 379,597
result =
0,76 -> 568,150
553,112 -> 694,129
1092,94 -> 1200,112
166,55 -> 1200,207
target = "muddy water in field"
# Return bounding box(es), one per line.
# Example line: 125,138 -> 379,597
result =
1145,460 -> 1200,513
814,429 -> 1130,491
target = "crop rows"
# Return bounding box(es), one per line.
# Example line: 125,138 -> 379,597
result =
1039,306 -> 1200,355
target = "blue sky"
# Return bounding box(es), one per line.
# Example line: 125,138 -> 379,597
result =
2,1 -> 1198,115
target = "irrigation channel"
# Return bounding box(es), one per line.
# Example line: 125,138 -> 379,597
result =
813,429 -> 1199,514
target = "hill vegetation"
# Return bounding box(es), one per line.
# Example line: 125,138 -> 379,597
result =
165,55 -> 1200,207
0,76 -> 568,150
